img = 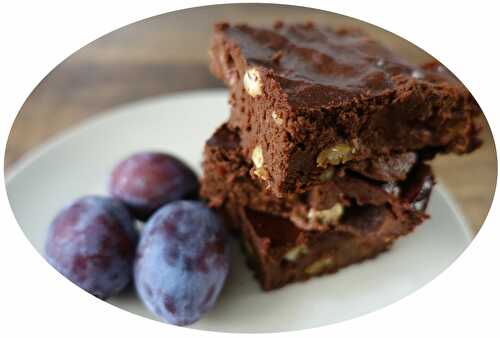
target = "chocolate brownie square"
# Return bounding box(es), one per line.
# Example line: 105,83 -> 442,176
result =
201,124 -> 433,232
225,203 -> 424,291
210,22 -> 481,196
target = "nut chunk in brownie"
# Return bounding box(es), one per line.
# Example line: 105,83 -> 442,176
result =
210,21 -> 482,195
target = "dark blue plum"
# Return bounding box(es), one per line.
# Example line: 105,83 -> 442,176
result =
134,200 -> 230,326
109,152 -> 199,220
45,196 -> 137,299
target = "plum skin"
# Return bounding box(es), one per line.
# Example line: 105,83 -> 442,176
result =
45,196 -> 137,299
134,200 -> 230,326
109,152 -> 199,220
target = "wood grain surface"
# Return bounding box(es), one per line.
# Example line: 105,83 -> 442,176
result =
5,4 -> 496,234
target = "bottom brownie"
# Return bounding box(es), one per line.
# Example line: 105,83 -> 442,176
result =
225,204 -> 424,291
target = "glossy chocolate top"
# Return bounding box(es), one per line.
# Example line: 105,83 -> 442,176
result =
206,123 -> 240,149
216,22 -> 427,110
245,205 -> 390,248
215,22 -> 474,112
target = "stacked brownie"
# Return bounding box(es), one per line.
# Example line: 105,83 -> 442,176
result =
201,22 -> 482,290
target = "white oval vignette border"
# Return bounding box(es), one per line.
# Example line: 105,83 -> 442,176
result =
0,1 -> 498,338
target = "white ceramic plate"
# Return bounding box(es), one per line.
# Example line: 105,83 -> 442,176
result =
6,89 -> 472,333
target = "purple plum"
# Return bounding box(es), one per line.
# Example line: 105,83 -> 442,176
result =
45,196 -> 137,299
109,152 -> 199,220
134,200 -> 230,326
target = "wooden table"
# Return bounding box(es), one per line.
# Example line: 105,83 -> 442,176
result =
5,4 -> 496,234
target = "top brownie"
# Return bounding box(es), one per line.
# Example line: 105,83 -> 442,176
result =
210,22 -> 481,196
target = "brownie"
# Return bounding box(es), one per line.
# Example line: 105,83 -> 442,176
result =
210,22 -> 481,195
224,203 -> 424,291
201,124 -> 433,232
